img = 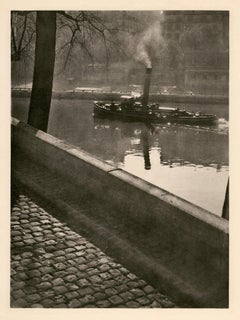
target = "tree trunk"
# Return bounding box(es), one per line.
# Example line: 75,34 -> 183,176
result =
28,11 -> 56,132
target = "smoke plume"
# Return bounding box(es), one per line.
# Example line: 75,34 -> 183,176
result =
136,20 -> 164,68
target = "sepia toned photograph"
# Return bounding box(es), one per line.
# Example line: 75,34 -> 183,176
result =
10,9 -> 229,310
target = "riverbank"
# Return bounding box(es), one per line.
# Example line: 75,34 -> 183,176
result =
11,89 -> 228,105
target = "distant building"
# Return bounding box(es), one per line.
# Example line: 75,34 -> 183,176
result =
161,11 -> 229,94
107,11 -> 229,95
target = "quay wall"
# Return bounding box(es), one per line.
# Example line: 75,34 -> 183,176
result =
11,89 -> 228,104
11,117 -> 229,307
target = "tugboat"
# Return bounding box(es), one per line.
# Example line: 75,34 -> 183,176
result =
93,68 -> 217,125
93,97 -> 217,125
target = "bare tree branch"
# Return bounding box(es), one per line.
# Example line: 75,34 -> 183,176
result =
17,14 -> 28,52
11,11 -> 35,61
11,24 -> 17,55
21,30 -> 36,52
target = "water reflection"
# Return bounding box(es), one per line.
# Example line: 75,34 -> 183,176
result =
91,118 -> 228,216
142,128 -> 151,170
92,118 -> 228,168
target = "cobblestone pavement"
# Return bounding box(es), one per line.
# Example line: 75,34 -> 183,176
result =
11,194 -> 176,308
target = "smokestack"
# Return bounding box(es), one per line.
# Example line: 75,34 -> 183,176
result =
142,67 -> 152,111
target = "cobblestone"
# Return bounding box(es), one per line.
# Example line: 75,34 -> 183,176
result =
65,275 -> 77,282
53,285 -> 68,295
41,298 -> 55,307
143,285 -> 155,294
79,287 -> 94,296
94,292 -> 106,300
119,291 -> 134,301
96,299 -> 111,307
11,194 -> 177,308
12,298 -> 29,307
108,295 -> 124,305
52,278 -> 64,286
68,299 -> 82,308
23,286 -> 37,294
126,301 -> 140,308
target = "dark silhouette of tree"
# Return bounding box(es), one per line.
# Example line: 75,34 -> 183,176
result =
28,11 -> 57,131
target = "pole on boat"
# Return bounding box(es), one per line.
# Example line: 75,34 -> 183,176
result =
222,178 -> 229,220
142,67 -> 152,112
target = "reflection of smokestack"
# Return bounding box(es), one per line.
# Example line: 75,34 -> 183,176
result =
142,67 -> 152,111
142,130 -> 151,170
143,145 -> 151,170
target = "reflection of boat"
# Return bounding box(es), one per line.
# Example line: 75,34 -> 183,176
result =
93,117 -> 228,168
93,98 -> 218,125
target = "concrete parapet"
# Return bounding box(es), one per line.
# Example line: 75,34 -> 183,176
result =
11,117 -> 229,307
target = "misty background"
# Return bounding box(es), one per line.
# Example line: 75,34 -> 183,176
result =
11,10 -> 229,95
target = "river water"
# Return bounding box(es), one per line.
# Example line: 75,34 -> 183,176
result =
12,97 -> 229,217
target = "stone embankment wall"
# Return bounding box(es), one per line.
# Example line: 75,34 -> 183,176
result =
12,117 -> 229,307
11,90 -> 228,104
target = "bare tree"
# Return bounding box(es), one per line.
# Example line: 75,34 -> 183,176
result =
55,11 -> 131,74
11,11 -> 36,61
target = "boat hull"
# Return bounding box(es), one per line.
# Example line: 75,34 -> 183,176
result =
167,114 -> 217,125
93,102 -> 217,125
